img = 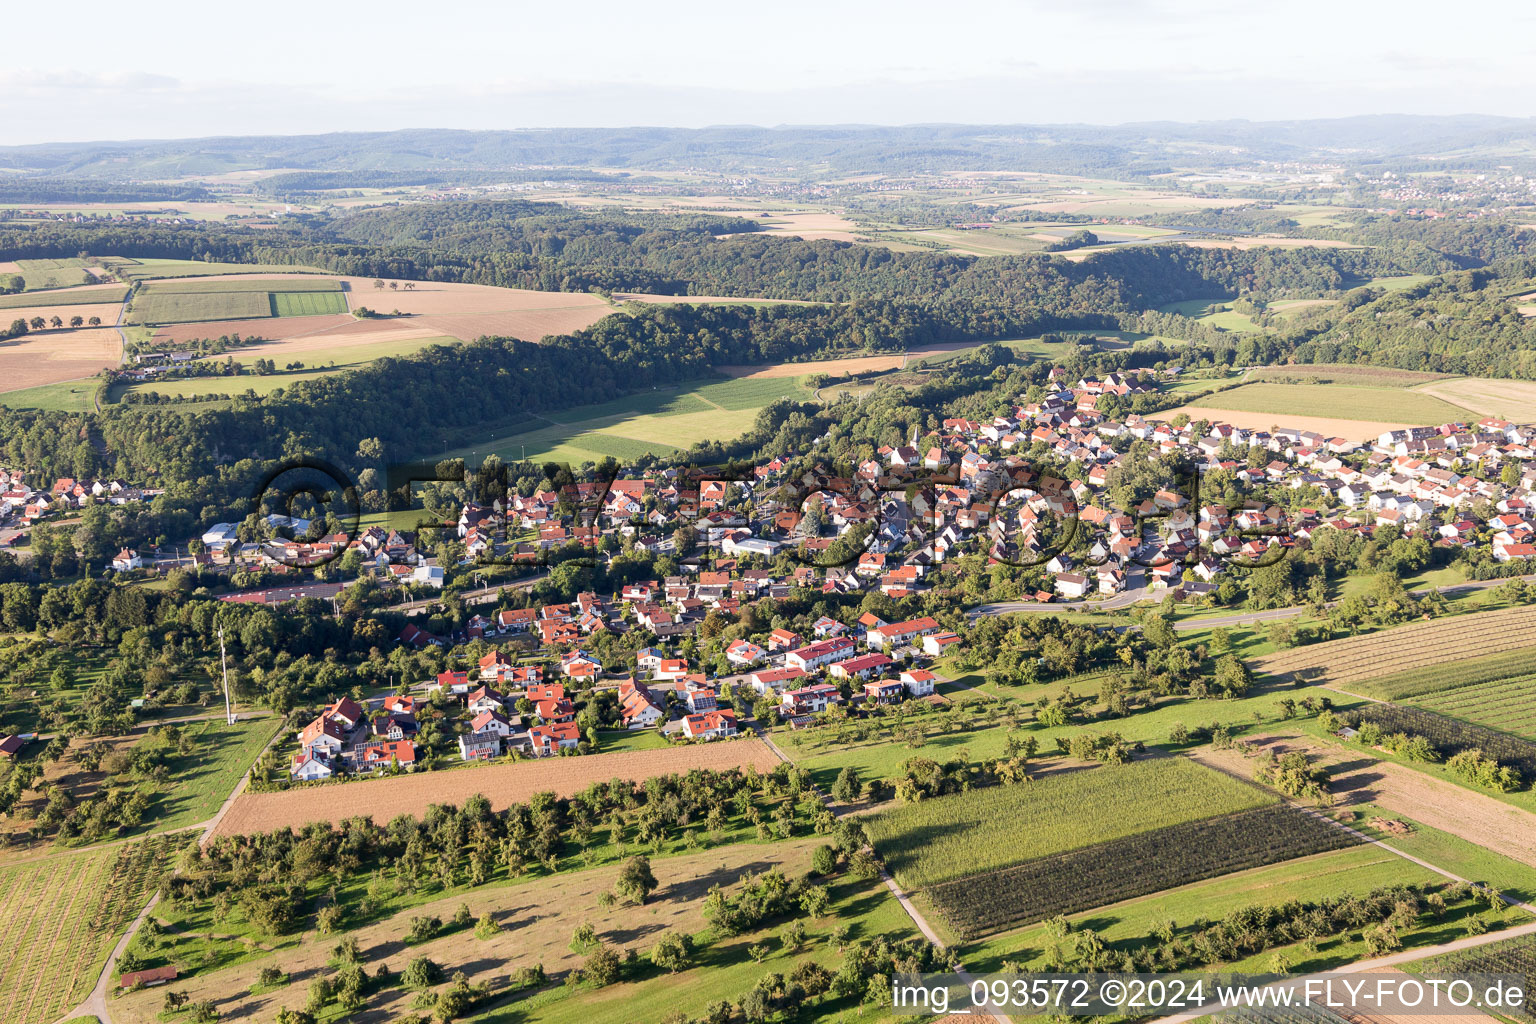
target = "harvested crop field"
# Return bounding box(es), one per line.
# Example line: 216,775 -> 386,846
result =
0,327 -> 121,393
1181,381 -> 1470,424
1412,376 -> 1536,420
1191,734 -> 1536,869
149,313 -> 355,346
0,302 -> 123,328
212,737 -> 782,836
1248,605 -> 1536,688
221,328 -> 457,370
333,276 -> 612,315
1155,405 -> 1419,441
717,353 -> 906,378
612,292 -> 815,306
410,306 -> 613,341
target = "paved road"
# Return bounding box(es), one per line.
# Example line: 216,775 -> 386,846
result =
970,573 -> 1536,632
386,571 -> 548,614
969,586 -> 1155,618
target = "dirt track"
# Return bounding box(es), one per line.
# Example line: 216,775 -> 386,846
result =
1190,733 -> 1536,868
212,738 -> 782,836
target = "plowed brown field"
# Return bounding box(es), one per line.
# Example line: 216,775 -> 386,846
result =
212,737 -> 782,836
1191,733 -> 1536,868
149,313 -> 354,345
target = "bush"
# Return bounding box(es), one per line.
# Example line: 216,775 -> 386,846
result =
403,955 -> 442,989
569,921 -> 598,953
474,912 -> 500,940
1448,749 -> 1522,792
582,944 -> 622,987
650,931 -> 694,973
811,845 -> 839,876
406,914 -> 442,943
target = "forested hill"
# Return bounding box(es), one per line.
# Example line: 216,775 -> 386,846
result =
1289,261 -> 1536,378
0,300 -> 1080,496
0,199 -> 1450,305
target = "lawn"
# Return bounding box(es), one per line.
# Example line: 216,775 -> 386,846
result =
863,757 -> 1273,888
438,376 -> 809,466
1359,273 -> 1437,291
1351,804 -> 1536,906
786,685 -> 1316,792
0,378 -> 101,411
593,728 -> 672,753
116,368 -> 344,400
1185,381 -> 1470,424
136,715 -> 283,833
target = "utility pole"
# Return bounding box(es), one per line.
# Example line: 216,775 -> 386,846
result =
217,626 -> 235,725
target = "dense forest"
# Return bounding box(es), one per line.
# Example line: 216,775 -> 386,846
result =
0,179 -> 214,204
0,198 -> 1446,303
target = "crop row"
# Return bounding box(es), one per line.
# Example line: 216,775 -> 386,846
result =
1349,648 -> 1536,701
925,804 -> 1359,941
1350,703 -> 1536,775
864,758 -> 1274,890
1251,607 -> 1536,686
1426,934 -> 1536,1024
1415,680 -> 1536,740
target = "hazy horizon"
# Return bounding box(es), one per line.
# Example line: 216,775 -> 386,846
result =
4,0 -> 1532,148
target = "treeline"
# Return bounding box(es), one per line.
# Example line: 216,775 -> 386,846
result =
0,178 -> 214,204
0,300 -> 1079,491
0,199 -> 1441,307
1290,260 -> 1536,378
1138,205 -> 1531,268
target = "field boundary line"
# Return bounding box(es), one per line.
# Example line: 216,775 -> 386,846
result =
1185,749 -> 1536,916
755,726 -> 1015,1024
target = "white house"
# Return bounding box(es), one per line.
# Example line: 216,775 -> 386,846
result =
900,668 -> 938,698
111,548 -> 144,573
290,751 -> 334,780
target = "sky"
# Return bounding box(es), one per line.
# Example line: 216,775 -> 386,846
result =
4,0 -> 1534,145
